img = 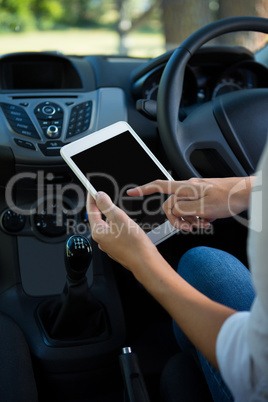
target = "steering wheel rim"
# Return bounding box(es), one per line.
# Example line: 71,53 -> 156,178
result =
157,16 -> 268,178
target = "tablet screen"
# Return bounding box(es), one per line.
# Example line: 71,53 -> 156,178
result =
71,130 -> 169,232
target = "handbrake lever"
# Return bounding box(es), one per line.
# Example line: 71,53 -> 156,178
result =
119,347 -> 151,402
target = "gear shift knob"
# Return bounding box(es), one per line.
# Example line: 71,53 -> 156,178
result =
65,235 -> 92,281
38,234 -> 108,341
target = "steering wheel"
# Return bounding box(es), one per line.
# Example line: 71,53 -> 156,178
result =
157,16 -> 268,178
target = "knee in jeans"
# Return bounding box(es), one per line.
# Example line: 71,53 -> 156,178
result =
177,246 -> 223,285
178,246 -> 211,271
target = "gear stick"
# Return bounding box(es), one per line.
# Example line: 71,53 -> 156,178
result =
40,235 -> 107,341
65,234 -> 92,281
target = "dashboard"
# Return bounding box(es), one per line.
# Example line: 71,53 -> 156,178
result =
0,47 -> 266,168
132,46 -> 268,109
0,53 -> 128,165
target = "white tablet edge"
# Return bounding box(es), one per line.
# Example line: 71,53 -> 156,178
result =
60,121 -> 179,244
148,220 -> 178,246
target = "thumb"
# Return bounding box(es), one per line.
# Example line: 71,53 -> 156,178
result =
95,191 -> 122,222
95,191 -> 113,213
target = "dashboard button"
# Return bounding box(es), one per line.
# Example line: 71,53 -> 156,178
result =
38,141 -> 64,156
1,103 -> 22,112
20,129 -> 40,138
14,138 -> 36,150
9,121 -> 33,131
5,114 -> 31,124
1,103 -> 41,139
5,109 -> 23,118
9,121 -> 40,138
66,100 -> 92,139
42,105 -> 56,115
35,102 -> 63,117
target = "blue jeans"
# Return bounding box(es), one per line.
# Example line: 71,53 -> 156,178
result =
173,246 -> 255,401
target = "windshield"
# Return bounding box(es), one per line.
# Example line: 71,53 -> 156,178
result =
0,0 -> 267,57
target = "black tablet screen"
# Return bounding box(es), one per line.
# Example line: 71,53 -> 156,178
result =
71,130 -> 169,232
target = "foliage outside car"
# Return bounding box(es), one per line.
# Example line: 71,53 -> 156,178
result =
0,0 -> 267,56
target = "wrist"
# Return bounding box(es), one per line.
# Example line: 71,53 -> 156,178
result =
241,176 -> 255,210
228,176 -> 254,214
131,245 -> 174,290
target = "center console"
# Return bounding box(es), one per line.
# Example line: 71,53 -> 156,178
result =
0,52 -> 128,399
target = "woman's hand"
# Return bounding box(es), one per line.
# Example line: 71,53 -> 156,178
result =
127,177 -> 254,231
86,191 -> 157,271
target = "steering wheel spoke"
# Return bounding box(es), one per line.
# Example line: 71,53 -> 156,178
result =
176,100 -> 250,178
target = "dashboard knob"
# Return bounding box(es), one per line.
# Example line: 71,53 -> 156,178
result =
46,125 -> 59,138
1,210 -> 26,233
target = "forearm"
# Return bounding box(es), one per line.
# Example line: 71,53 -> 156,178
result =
88,191 -> 237,368
132,250 -> 236,369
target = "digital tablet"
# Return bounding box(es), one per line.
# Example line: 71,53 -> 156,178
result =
60,121 -> 178,245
